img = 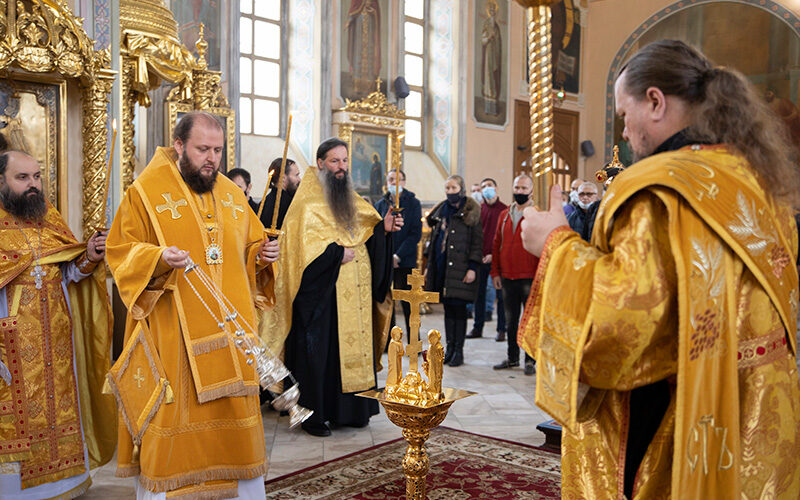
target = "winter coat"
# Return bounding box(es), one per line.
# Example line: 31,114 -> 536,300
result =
425,196 -> 483,302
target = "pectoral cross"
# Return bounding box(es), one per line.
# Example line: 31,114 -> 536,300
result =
30,264 -> 45,290
156,193 -> 188,219
221,193 -> 244,220
393,268 -> 439,372
133,367 -> 145,389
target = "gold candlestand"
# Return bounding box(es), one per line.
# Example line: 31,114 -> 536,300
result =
358,269 -> 475,499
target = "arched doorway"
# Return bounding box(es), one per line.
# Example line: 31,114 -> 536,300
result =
604,0 -> 800,162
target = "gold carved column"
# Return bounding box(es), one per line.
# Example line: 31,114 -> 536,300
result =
81,54 -> 116,234
516,1 -> 560,209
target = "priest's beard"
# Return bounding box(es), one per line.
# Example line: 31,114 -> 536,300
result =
319,167 -> 356,229
0,185 -> 46,221
179,154 -> 218,194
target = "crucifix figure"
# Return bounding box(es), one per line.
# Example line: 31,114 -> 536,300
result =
392,268 -> 439,373
30,264 -> 45,290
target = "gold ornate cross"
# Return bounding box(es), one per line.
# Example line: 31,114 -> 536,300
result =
156,193 -> 187,219
133,367 -> 145,389
393,268 -> 439,372
221,193 -> 244,220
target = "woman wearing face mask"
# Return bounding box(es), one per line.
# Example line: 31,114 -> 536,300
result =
425,175 -> 484,366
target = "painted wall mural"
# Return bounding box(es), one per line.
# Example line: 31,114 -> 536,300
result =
551,0 -> 580,95
473,0 -> 508,126
340,0 -> 389,101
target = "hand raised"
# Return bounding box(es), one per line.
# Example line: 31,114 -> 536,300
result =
520,184 -> 569,257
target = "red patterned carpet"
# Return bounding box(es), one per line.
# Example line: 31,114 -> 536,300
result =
265,427 -> 561,499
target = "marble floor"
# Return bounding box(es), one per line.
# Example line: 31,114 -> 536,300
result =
80,304 -> 549,498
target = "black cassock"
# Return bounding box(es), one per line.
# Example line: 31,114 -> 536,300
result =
285,222 -> 393,427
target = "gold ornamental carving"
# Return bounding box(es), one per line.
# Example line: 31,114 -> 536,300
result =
358,268 -> 475,499
120,2 -> 235,189
342,78 -> 406,120
0,0 -> 116,237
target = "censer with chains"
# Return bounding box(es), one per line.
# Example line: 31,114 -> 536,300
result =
182,257 -> 312,428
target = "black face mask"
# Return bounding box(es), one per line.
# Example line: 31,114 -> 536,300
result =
446,192 -> 462,205
513,193 -> 530,205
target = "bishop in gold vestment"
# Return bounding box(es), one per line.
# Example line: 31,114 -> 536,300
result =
520,145 -> 800,499
260,138 -> 397,437
106,113 -> 277,499
0,151 -> 115,499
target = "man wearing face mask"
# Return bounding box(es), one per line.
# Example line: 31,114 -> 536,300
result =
470,183 -> 483,204
568,178 -> 585,209
490,174 -> 539,375
566,181 -> 600,242
467,178 -> 507,340
374,169 -> 422,335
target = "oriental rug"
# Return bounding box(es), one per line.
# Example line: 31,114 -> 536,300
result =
264,427 -> 561,499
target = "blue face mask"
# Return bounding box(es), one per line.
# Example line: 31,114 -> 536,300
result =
387,185 -> 403,196
481,186 -> 496,200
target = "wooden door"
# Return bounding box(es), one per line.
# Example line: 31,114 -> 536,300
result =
513,101 -> 579,190
513,100 -> 531,179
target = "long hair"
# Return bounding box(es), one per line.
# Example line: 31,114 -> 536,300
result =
619,40 -> 800,207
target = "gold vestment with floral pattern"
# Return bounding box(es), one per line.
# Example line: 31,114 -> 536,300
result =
520,146 -> 800,499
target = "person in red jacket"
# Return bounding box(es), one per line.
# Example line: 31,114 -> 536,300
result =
490,173 -> 539,375
467,177 -> 508,340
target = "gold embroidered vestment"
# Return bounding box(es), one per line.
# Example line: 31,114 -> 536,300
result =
0,206 -> 115,491
519,146 -> 800,499
106,148 -> 274,498
260,165 -> 390,393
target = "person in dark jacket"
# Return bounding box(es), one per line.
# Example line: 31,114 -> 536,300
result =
425,175 -> 483,367
259,157 -> 301,229
227,167 -> 259,214
567,181 -> 600,242
374,169 -> 422,334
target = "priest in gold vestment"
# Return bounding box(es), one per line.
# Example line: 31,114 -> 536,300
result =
106,112 -> 280,500
519,41 -> 800,499
0,151 -> 115,499
260,138 -> 400,437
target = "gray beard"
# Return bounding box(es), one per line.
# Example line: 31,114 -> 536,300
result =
319,168 -> 356,230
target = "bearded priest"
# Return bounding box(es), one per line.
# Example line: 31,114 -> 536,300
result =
106,112 -> 280,500
261,138 -> 402,437
519,40 -> 800,499
0,151 -> 115,499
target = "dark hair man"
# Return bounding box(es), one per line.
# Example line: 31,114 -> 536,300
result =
520,40 -> 800,499
467,177 -> 507,340
0,151 -> 114,498
227,167 -> 259,214
106,111 -> 281,497
261,137 -> 403,437
260,157 -> 301,229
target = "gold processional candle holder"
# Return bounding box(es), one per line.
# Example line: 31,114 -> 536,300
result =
357,268 -> 475,500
